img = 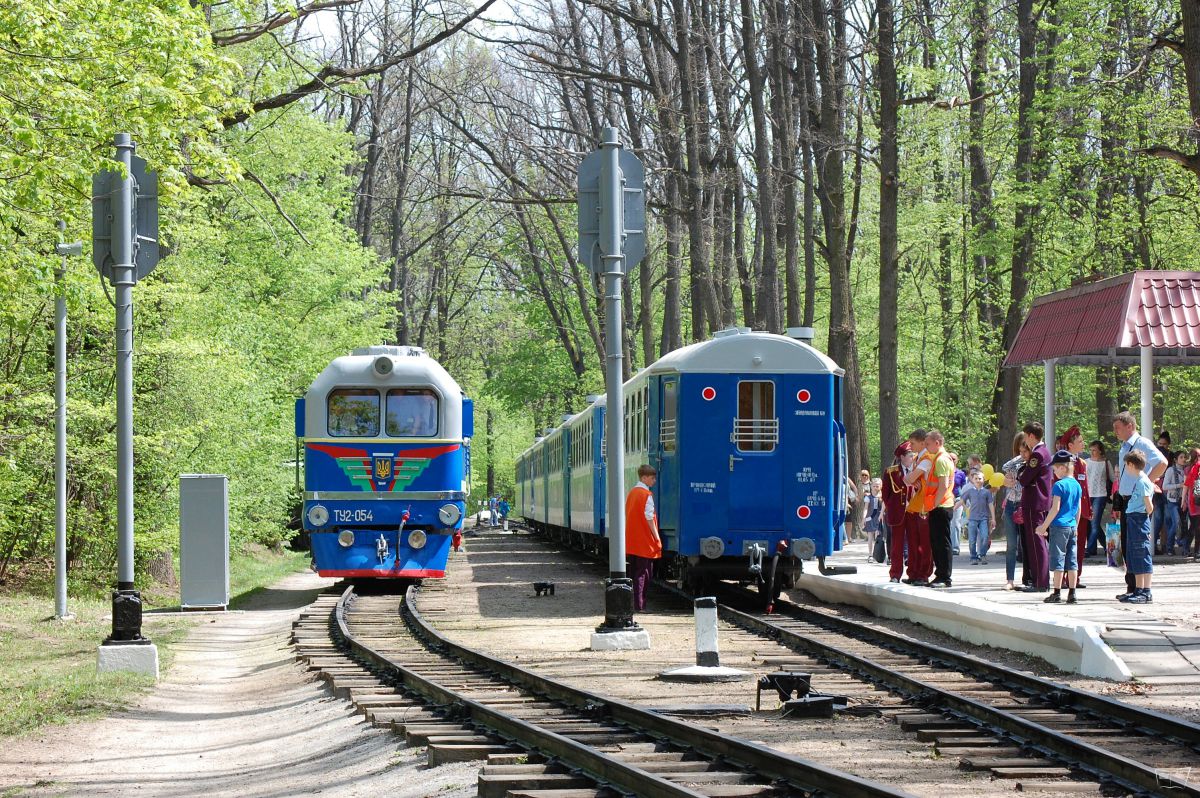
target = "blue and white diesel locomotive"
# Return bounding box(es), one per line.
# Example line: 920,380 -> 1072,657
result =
515,328 -> 846,597
296,345 -> 473,579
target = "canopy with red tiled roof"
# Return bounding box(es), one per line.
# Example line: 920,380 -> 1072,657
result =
1003,271 -> 1200,367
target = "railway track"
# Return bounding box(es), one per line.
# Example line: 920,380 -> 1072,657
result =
293,581 -> 912,798
512,522 -> 1200,796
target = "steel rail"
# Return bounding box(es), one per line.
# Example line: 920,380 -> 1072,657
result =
760,589 -> 1200,750
714,593 -> 1200,797
333,587 -> 705,798
401,586 -> 913,798
513,520 -> 1200,794
335,583 -> 914,798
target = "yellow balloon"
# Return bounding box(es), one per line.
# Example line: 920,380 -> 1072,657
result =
989,472 -> 1005,489
981,464 -> 995,479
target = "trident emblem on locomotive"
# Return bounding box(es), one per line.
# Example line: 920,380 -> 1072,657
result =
373,456 -> 393,481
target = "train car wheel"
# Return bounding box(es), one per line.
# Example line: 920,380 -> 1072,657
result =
677,562 -> 706,596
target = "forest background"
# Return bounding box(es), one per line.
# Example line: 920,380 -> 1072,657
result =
3,0 -> 1200,587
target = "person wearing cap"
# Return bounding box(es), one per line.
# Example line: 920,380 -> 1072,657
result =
1037,450 -> 1082,604
1058,426 -> 1092,587
882,441 -> 917,583
1017,421 -> 1053,592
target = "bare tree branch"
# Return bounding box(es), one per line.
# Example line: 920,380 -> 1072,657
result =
1138,145 -> 1200,180
212,0 -> 363,47
223,0 -> 498,128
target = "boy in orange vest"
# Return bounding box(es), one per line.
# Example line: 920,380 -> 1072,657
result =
625,464 -> 663,611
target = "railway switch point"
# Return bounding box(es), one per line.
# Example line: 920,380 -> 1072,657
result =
660,596 -> 750,682
755,671 -> 813,710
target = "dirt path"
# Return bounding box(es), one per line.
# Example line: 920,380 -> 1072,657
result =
0,571 -> 478,798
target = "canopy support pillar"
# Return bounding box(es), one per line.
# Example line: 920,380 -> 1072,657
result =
1141,346 -> 1153,436
1044,359 -> 1056,448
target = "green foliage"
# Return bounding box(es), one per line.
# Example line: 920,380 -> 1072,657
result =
0,4 -> 391,585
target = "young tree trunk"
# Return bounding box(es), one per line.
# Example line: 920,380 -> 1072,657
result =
968,0 -> 1000,329
986,0 -> 1040,465
877,0 -> 899,467
809,0 -> 869,481
739,0 -> 780,332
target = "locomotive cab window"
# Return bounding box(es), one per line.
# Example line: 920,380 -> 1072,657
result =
386,389 -> 438,437
328,388 -> 380,437
735,381 -> 778,452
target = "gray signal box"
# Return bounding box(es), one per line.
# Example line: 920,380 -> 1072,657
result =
180,474 -> 229,610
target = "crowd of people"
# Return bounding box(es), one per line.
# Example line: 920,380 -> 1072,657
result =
857,414 -> 1200,605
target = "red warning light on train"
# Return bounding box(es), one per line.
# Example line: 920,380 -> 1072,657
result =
796,505 -> 812,519
796,389 -> 811,403
701,386 -> 716,401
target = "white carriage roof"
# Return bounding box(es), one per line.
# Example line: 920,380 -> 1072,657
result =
305,345 -> 465,437
308,345 -> 463,399
649,328 -> 844,376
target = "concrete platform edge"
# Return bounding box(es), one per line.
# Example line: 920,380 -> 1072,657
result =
797,573 -> 1132,681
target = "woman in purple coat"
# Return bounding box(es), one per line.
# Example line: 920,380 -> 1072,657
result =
1017,421 -> 1053,591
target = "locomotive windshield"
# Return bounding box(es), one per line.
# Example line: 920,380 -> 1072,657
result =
327,388 -> 380,436
386,389 -> 439,437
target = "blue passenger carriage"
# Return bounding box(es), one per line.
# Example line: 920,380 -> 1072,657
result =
645,328 -> 846,594
517,328 -> 846,598
297,346 -> 473,579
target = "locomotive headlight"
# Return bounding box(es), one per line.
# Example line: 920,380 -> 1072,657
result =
438,503 -> 461,525
373,356 -> 394,376
307,504 -> 329,527
337,529 -> 355,547
408,529 -> 427,550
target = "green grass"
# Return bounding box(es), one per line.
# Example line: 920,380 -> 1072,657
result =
228,547 -> 310,609
0,546 -> 310,738
0,594 -> 192,737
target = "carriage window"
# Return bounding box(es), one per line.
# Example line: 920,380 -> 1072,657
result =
328,389 -> 380,436
735,381 -> 778,453
386,389 -> 438,437
661,381 -> 677,452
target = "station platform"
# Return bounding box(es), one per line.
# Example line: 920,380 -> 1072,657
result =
798,540 -> 1200,683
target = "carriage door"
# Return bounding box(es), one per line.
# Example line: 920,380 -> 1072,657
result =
652,376 -> 679,544
728,380 -> 782,530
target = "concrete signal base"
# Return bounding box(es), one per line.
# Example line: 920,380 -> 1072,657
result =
590,628 -> 651,651
97,642 -> 159,679
658,664 -> 751,683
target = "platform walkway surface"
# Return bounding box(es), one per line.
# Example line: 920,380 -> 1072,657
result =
804,539 -> 1200,683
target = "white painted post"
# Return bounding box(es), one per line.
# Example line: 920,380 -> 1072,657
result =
694,597 -> 719,667
1140,346 -> 1153,438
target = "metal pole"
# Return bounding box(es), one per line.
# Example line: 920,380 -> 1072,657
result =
598,126 -> 635,631
114,134 -> 135,591
105,133 -> 146,644
1043,359 -> 1055,450
1140,346 -> 1153,438
54,223 -> 69,620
